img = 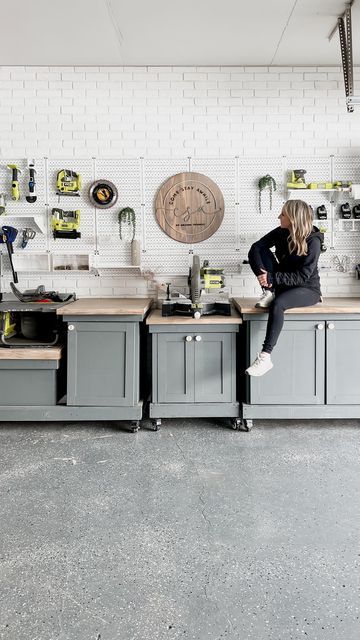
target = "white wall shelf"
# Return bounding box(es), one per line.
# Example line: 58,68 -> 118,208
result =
2,215 -> 46,235
12,252 -> 50,272
52,254 -> 91,272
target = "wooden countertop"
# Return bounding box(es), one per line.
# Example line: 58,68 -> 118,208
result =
57,298 -> 153,316
0,347 -> 62,360
146,308 -> 242,325
233,297 -> 360,315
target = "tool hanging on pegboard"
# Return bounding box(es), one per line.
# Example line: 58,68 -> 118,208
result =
338,5 -> 354,113
51,207 -> 81,239
7,164 -> 21,201
20,228 -> 36,249
56,169 -> 81,197
0,225 -> 18,283
0,194 -> 6,215
26,159 -> 37,203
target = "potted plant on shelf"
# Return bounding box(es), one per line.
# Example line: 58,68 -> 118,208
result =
118,207 -> 140,266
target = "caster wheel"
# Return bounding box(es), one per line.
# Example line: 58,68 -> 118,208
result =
130,421 -> 140,433
231,418 -> 242,431
244,419 -> 253,432
151,419 -> 161,431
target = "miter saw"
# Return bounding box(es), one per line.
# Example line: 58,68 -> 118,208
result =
161,255 -> 231,318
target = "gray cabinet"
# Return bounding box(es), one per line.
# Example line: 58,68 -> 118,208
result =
326,320 -> 360,405
242,314 -> 360,424
67,319 -> 138,407
248,319 -> 325,405
150,324 -> 239,420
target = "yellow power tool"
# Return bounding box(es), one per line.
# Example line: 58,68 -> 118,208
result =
7,164 -> 22,200
51,208 -> 81,239
56,169 -> 81,196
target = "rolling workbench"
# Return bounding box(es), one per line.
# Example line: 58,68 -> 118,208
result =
0,298 -> 152,432
234,297 -> 360,430
146,308 -> 242,430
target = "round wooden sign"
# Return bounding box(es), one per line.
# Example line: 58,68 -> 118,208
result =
155,172 -> 225,243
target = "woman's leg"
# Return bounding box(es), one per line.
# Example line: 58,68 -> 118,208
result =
248,245 -> 278,279
262,287 -> 320,354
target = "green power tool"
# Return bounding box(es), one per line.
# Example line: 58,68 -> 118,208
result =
51,208 -> 81,239
56,169 -> 81,196
7,164 -> 22,201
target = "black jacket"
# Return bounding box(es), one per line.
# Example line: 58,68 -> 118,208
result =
249,226 -> 323,294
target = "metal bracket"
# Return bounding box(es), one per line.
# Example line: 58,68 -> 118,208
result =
338,5 -> 354,112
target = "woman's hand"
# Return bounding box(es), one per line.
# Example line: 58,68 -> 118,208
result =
257,268 -> 269,287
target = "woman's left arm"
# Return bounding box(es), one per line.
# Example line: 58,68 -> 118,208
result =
269,237 -> 321,287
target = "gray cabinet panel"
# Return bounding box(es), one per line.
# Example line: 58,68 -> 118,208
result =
326,320 -> 360,405
157,333 -> 195,403
249,320 -> 325,405
194,332 -> 234,403
67,321 -> 137,406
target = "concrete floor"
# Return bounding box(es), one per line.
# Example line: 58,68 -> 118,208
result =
0,419 -> 359,640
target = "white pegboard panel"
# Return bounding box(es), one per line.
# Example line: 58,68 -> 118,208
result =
236,157 -> 284,262
141,158 -> 190,274
47,158 -> 96,254
333,156 -> 360,183
0,157 -> 48,275
1,155 -> 360,290
285,156 -> 332,185
95,158 -> 142,265
189,158 -> 237,269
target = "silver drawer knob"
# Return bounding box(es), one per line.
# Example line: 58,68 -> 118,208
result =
316,323 -> 324,330
195,335 -> 202,342
68,324 -> 75,331
327,322 -> 335,330
185,335 -> 192,342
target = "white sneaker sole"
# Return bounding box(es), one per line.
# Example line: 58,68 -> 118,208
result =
245,361 -> 273,377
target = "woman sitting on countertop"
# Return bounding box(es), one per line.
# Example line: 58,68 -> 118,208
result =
246,199 -> 323,377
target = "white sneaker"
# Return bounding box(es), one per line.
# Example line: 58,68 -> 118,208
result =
245,352 -> 273,377
255,289 -> 275,308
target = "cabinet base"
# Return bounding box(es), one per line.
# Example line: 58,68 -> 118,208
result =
150,402 -> 239,419
243,403 -> 360,419
0,402 -> 143,422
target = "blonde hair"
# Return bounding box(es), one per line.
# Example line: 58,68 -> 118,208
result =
282,199 -> 313,256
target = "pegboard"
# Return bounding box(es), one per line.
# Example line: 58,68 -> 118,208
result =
0,154 -> 360,287
141,157 -> 191,274
94,158 -> 142,267
47,158 -> 96,254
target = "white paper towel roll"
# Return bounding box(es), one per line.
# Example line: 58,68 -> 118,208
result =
351,184 -> 360,199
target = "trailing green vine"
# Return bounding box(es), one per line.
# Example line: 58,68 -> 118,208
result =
118,207 -> 136,242
258,175 -> 277,214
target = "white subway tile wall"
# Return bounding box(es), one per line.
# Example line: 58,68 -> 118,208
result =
0,65 -> 360,298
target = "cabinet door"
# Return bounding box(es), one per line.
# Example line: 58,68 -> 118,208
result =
249,320 -> 325,405
67,321 -> 137,406
194,332 -> 235,403
157,333 -> 195,403
326,320 -> 360,404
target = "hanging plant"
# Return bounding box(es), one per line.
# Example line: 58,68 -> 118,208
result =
258,175 -> 277,214
118,207 -> 136,242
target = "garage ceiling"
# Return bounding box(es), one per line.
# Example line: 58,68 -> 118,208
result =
1,0 -> 359,66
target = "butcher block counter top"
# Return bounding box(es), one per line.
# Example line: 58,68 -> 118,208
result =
0,347 -> 62,360
57,298 -> 153,317
146,308 -> 242,325
233,297 -> 360,315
